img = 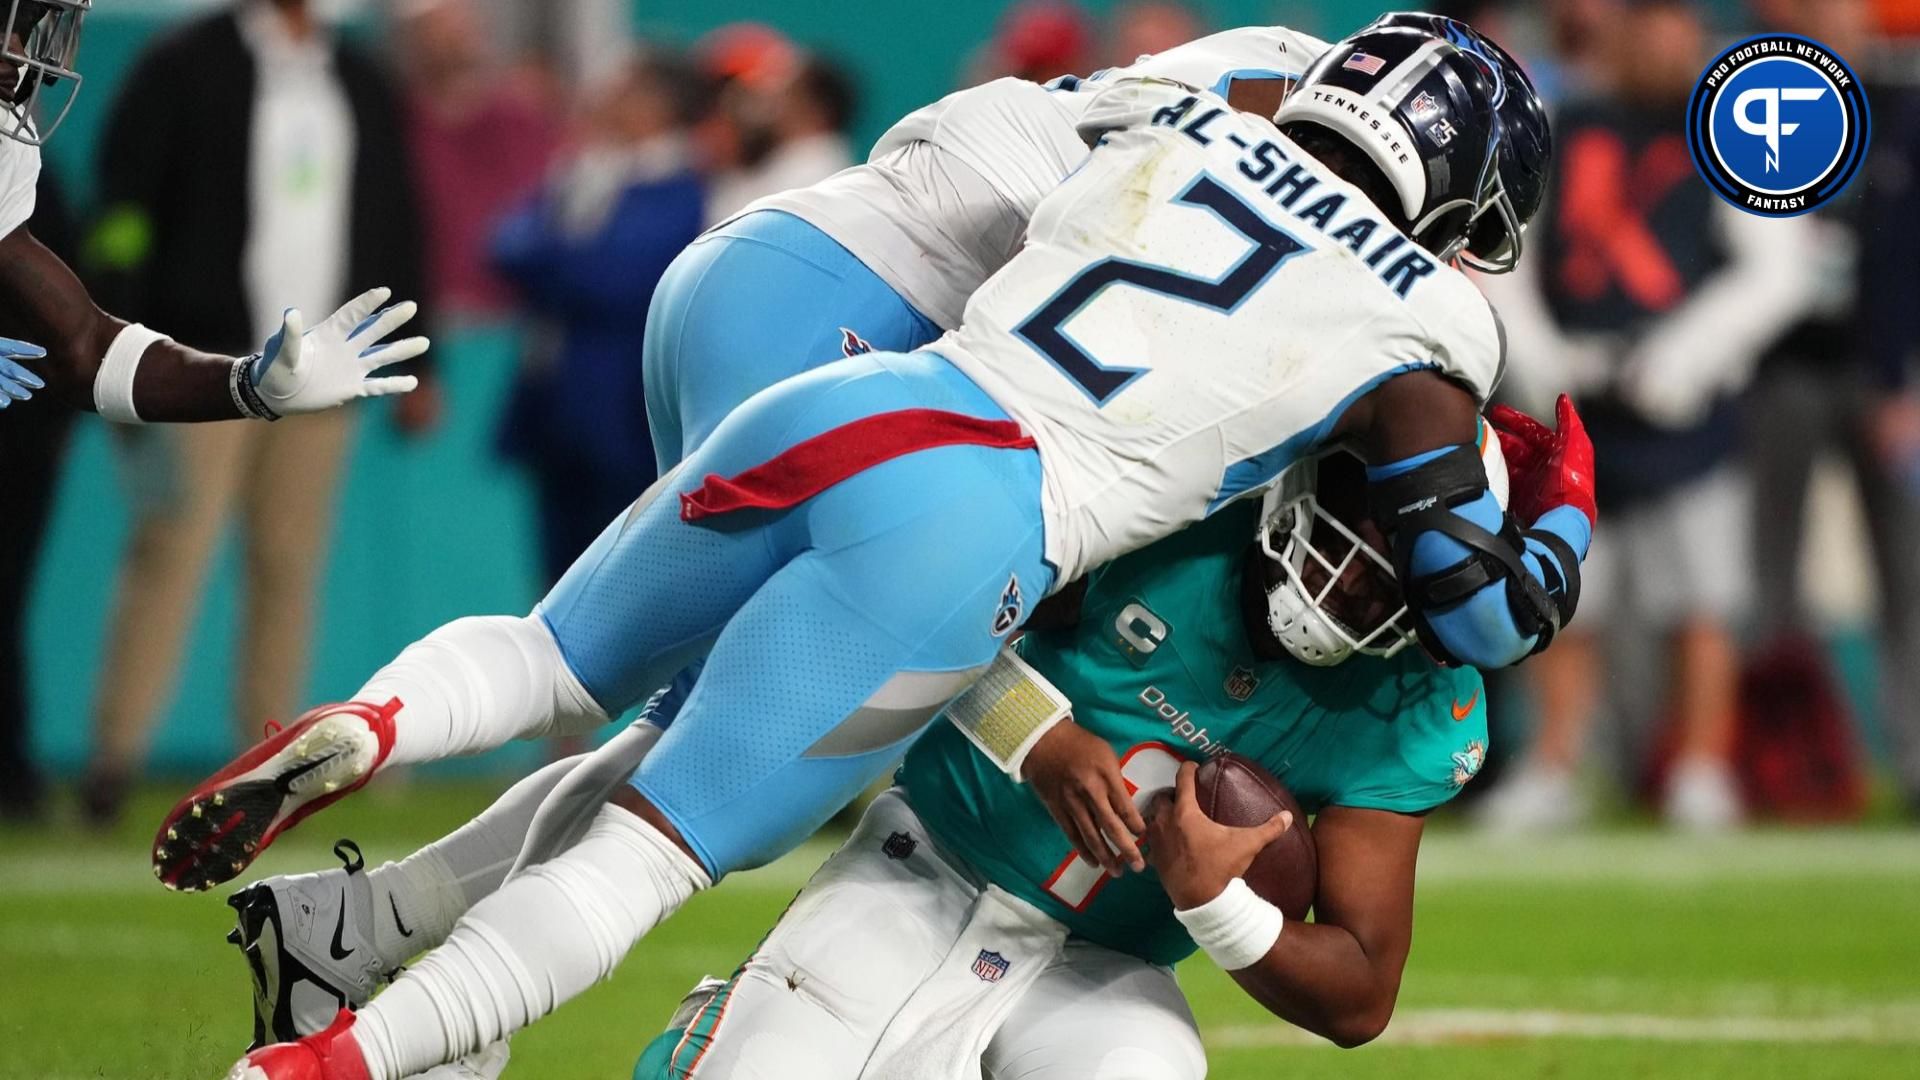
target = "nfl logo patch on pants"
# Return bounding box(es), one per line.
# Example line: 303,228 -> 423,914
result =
971,950 -> 1011,983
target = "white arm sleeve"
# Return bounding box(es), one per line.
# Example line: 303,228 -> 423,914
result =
357,614 -> 611,768
1619,203 -> 1819,427
1472,251 -> 1616,416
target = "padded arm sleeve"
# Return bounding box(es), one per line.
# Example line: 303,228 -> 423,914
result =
1368,447 -> 1591,669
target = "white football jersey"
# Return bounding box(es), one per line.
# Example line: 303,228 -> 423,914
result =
0,134 -> 40,239
1077,25 -> 1328,97
935,78 -> 1504,584
741,27 -> 1330,330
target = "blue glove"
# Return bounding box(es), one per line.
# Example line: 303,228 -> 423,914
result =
0,337 -> 46,409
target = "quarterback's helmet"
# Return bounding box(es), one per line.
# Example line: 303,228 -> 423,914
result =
1273,24 -> 1531,271
1365,12 -> 1551,272
1,0 -> 87,147
1255,424 -> 1509,667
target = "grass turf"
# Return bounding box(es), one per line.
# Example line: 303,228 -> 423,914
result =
2,783 -> 1917,1080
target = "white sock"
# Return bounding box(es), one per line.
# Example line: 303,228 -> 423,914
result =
352,805 -> 710,1080
362,754 -> 587,966
354,615 -> 608,770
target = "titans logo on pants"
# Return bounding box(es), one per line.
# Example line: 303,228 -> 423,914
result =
1686,33 -> 1870,217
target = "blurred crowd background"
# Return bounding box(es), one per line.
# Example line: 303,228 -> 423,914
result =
5,0 -> 1920,835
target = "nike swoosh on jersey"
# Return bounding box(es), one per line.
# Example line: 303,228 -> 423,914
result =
328,907 -> 355,960
1451,689 -> 1481,722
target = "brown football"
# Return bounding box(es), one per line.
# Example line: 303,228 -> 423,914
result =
1193,753 -> 1318,921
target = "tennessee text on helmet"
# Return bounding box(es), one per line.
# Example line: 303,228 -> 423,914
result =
1,0 -> 86,147
1272,23 -> 1532,273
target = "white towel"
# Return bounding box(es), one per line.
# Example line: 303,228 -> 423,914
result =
864,884 -> 1068,1080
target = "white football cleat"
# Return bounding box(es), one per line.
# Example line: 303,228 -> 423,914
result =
229,840 -> 390,1049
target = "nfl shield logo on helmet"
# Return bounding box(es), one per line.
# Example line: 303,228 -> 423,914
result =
1224,666 -> 1260,702
972,950 -> 1011,983
1408,90 -> 1440,119
991,574 -> 1024,638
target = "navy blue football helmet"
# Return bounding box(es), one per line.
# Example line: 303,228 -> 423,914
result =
1366,12 -> 1551,272
1274,21 -> 1545,273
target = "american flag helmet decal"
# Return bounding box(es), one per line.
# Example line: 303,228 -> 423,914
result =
1342,50 -> 1387,75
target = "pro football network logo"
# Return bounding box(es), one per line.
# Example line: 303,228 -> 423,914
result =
1686,34 -> 1870,217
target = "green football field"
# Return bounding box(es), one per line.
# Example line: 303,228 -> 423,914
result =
3,783 -> 1917,1080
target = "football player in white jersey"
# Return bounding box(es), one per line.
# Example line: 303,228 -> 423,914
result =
204,19 -> 1596,1080
0,2 -> 426,422
643,24 -> 1333,469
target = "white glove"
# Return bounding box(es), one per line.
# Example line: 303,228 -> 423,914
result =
241,287 -> 428,419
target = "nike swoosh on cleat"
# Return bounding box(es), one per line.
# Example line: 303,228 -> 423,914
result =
276,752 -> 341,795
389,894 -> 414,938
329,907 -> 355,961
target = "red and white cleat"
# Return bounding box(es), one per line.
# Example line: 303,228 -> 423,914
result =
154,700 -> 400,893
225,1008 -> 371,1080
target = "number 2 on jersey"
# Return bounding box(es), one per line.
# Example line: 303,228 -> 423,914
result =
1041,742 -> 1186,911
1014,175 -> 1309,405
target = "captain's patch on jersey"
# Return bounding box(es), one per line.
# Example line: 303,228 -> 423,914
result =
1112,600 -> 1170,668
972,949 -> 1011,983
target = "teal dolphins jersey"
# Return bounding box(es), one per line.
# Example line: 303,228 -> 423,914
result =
898,501 -> 1489,966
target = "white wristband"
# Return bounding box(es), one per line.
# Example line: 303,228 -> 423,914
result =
92,322 -> 170,424
1173,877 -> 1284,971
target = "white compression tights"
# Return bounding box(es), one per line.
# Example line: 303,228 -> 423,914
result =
353,804 -> 710,1080
356,614 -> 610,770
364,721 -> 664,963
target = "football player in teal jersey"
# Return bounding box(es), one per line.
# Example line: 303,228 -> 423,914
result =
209,404 -> 1582,1079
628,427 -> 1522,1080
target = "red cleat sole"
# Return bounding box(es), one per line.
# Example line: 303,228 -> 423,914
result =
153,700 -> 399,893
